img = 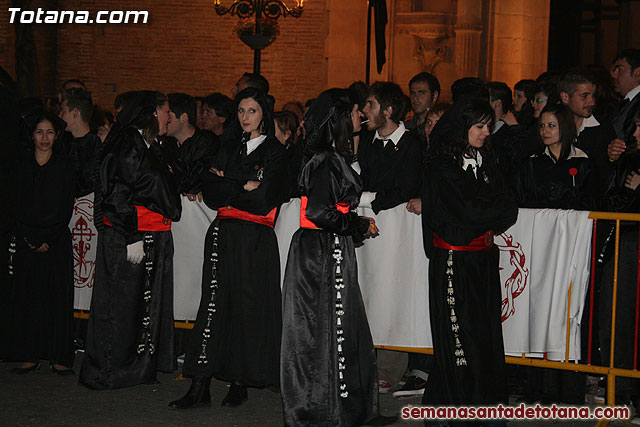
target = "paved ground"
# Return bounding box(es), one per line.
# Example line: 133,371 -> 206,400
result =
0,354 -> 633,426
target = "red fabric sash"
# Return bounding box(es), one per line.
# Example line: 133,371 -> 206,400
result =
103,205 -> 171,231
433,231 -> 494,252
299,196 -> 350,229
216,206 -> 277,228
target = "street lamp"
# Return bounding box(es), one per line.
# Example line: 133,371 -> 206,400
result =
214,0 -> 306,74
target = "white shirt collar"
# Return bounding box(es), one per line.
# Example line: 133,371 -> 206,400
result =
493,120 -> 505,134
462,152 -> 483,177
246,134 -> 267,155
137,128 -> 150,148
625,85 -> 640,101
374,122 -> 406,147
577,115 -> 600,135
542,145 -> 588,163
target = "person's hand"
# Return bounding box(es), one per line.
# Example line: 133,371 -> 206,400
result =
126,241 -> 144,264
97,123 -> 111,142
501,111 -> 518,126
625,170 -> 640,191
362,216 -> 380,238
36,242 -> 49,252
406,198 -> 422,215
184,192 -> 203,202
244,180 -> 260,191
608,139 -> 626,162
209,167 -> 224,177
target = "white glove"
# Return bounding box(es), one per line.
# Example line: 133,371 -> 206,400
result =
359,191 -> 377,209
126,240 -> 145,264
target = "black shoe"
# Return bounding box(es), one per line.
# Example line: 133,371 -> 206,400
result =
168,377 -> 212,410
51,365 -> 75,377
10,362 -> 40,375
364,414 -> 398,426
221,383 -> 248,407
392,375 -> 427,398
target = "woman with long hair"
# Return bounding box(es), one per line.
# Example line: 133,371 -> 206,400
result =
7,112 -> 75,375
280,88 -> 385,426
169,87 -> 289,409
514,103 -> 597,210
79,91 -> 181,389
421,97 -> 518,423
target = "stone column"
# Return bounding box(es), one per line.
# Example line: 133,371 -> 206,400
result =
454,0 -> 483,76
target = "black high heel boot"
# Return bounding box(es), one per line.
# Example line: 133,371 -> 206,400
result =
221,382 -> 248,407
10,362 -> 40,375
168,376 -> 212,410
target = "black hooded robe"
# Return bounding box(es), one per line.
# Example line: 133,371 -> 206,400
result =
421,153 -> 518,413
281,150 -> 379,426
181,135 -> 289,387
80,96 -> 181,389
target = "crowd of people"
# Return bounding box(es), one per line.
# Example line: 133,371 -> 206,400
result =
2,47 -> 640,426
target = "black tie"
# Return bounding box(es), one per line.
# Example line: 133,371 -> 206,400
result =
377,138 -> 394,152
466,164 -> 477,180
240,141 -> 248,157
620,97 -> 631,110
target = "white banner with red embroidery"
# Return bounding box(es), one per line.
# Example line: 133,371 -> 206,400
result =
70,198 -> 592,360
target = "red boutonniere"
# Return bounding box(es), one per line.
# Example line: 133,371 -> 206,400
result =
569,168 -> 578,187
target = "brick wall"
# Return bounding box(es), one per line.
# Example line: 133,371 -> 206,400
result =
54,0 -> 329,111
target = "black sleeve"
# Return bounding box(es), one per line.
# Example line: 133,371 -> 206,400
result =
100,131 -> 142,244
422,157 -> 519,246
226,144 -> 290,215
180,133 -> 220,195
201,143 -> 289,215
75,134 -> 101,197
370,138 -> 423,213
305,159 -> 371,236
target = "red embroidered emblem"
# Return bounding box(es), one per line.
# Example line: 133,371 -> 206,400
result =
496,233 -> 529,323
71,197 -> 96,289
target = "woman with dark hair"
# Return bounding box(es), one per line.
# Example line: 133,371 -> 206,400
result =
531,82 -> 560,120
280,89 -> 383,426
169,87 -> 289,409
79,90 -> 181,389
421,98 -> 518,421
6,112 -> 75,374
514,104 -> 597,210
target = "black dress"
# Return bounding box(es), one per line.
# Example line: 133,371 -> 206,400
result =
182,135 -> 289,387
421,153 -> 518,409
8,150 -> 75,367
514,146 -> 598,210
80,128 -> 181,389
281,150 -> 378,426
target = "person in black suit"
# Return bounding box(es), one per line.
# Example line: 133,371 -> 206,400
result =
608,49 -> 640,163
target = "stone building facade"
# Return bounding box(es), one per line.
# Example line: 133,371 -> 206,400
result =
2,0 -> 552,110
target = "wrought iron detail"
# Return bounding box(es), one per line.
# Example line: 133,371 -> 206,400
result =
215,0 -> 303,20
